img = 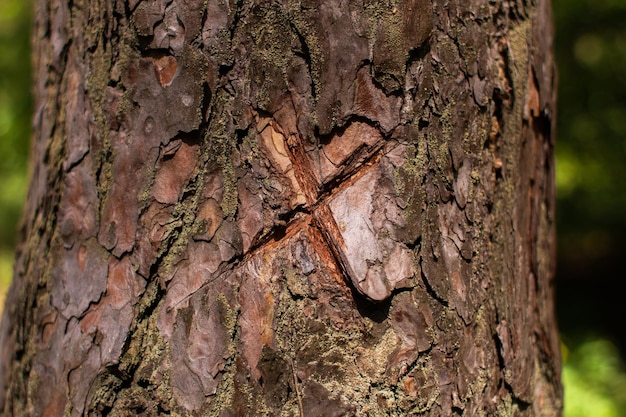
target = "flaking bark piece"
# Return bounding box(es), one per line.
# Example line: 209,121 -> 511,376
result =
194,198 -> 224,242
51,240 -> 109,320
325,156 -> 416,301
353,67 -> 403,133
371,0 -> 433,92
152,139 -> 199,204
169,283 -> 234,411
58,161 -> 98,248
79,257 -> 145,366
123,46 -> 207,140
258,121 -> 307,209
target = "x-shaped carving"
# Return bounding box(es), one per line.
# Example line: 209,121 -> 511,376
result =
252,117 -> 416,301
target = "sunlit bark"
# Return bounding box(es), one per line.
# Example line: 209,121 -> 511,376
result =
0,0 -> 560,415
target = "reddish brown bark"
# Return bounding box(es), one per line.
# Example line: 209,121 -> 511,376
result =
0,0 -> 560,415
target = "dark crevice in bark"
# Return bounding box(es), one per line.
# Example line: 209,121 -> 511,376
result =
217,62 -> 235,80
492,329 -> 532,411
490,83 -> 505,183
125,0 -> 139,16
371,70 -> 406,98
134,280 -> 164,322
493,330 -> 508,379
63,149 -> 88,173
353,291 -> 392,323
229,0 -> 247,41
405,236 -> 422,251
512,395 -> 532,411
452,405 -> 464,415
176,129 -> 203,147
507,2 -> 531,22
387,286 -> 417,303
419,267 -> 449,307
276,206 -> 308,225
244,221 -> 292,257
234,127 -> 249,148
251,106 -> 272,121
201,82 -> 213,121
137,34 -> 154,51
499,44 -> 516,110
140,48 -> 172,59
407,41 -> 432,70
289,20 -> 316,101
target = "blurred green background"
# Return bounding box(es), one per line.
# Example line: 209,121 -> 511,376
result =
554,0 -> 626,415
0,0 -> 30,309
0,0 -> 625,415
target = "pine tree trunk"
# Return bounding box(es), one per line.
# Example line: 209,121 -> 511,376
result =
0,0 -> 560,415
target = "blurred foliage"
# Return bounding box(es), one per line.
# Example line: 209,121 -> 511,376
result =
562,338 -> 626,417
553,0 -> 626,267
1,0 -> 626,415
0,0 -> 31,298
552,0 -> 626,415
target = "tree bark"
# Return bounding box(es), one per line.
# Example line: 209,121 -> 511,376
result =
0,0 -> 560,415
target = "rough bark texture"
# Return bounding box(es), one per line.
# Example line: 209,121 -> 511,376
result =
0,0 -> 560,415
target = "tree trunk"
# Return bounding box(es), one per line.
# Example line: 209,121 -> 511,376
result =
0,0 -> 560,415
